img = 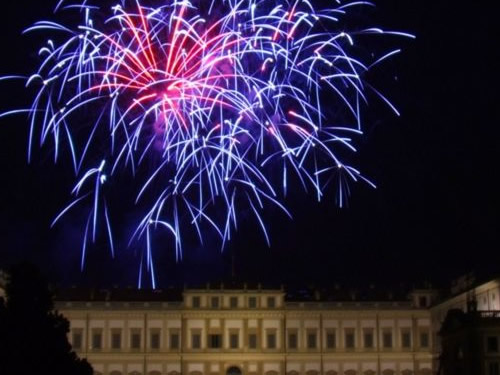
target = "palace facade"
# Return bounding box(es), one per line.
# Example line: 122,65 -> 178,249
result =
3,274 -> 500,374
57,285 -> 436,375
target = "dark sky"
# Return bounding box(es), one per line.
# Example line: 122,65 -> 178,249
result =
0,1 -> 498,289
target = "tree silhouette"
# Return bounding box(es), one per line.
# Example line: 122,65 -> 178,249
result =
0,262 -> 93,375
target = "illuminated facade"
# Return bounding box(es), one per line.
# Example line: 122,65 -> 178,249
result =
3,275 -> 500,374
58,286 -> 435,375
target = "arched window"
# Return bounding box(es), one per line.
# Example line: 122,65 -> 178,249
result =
149,371 -> 162,375
382,370 -> 395,375
306,370 -> 319,375
364,370 -> 376,375
110,371 -> 123,375
287,371 -> 299,375
326,371 -> 338,375
344,370 -> 357,375
227,367 -> 242,375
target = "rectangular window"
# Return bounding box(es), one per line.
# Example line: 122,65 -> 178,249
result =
131,331 -> 141,350
402,331 -> 412,349
150,331 -> 160,350
267,296 -> 275,308
326,332 -> 336,349
267,333 -> 276,349
488,337 -> 499,352
230,297 -> 238,308
170,333 -> 179,350
420,332 -> 429,348
307,333 -> 317,349
192,333 -> 201,349
248,333 -> 257,349
208,334 -> 222,348
248,297 -> 257,308
345,331 -> 355,349
111,331 -> 122,350
419,296 -> 428,307
92,330 -> 102,350
72,330 -> 83,350
211,296 -> 219,308
230,333 -> 239,349
192,296 -> 200,308
383,331 -> 393,349
364,332 -> 374,348
288,333 -> 298,349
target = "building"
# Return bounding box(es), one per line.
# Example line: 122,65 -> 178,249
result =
56,284 -> 435,375
430,275 -> 500,375
438,309 -> 500,375
3,273 -> 500,374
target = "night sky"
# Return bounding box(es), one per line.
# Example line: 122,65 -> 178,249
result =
0,1 -> 498,289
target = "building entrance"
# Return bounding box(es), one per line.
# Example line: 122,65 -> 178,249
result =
226,367 -> 242,375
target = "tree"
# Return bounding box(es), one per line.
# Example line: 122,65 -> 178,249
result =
0,262 -> 93,375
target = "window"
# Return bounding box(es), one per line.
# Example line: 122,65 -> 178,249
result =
267,296 -> 275,308
267,333 -> 276,349
230,297 -> 238,308
364,331 -> 374,348
211,296 -> 219,308
92,330 -> 102,350
307,332 -> 317,349
402,331 -> 412,349
488,337 -> 499,352
248,333 -> 257,349
326,332 -> 336,349
230,333 -> 239,349
72,330 -> 83,350
208,334 -> 222,348
288,333 -> 298,349
111,331 -> 122,350
490,362 -> 500,375
345,330 -> 355,349
419,296 -> 428,307
383,331 -> 393,349
192,333 -> 201,349
150,331 -> 160,350
131,331 -> 141,350
192,296 -> 200,308
420,332 -> 429,348
170,332 -> 179,350
248,297 -> 257,308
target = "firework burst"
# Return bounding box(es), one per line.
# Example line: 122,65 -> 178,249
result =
2,0 -> 413,287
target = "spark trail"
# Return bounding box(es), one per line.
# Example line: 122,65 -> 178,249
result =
2,0 -> 413,287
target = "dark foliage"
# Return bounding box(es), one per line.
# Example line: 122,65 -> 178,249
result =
0,262 -> 93,375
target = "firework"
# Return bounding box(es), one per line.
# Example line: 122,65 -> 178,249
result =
2,0 -> 413,287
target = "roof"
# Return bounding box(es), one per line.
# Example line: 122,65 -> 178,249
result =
55,287 -> 183,302
54,284 -> 417,304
